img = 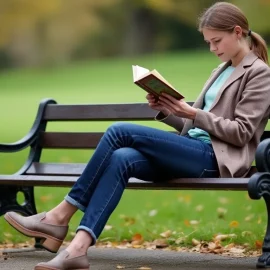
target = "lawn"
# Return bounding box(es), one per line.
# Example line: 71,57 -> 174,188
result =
0,50 -> 267,250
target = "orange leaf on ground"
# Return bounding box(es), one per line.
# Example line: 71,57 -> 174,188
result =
131,233 -> 144,245
132,233 -> 143,241
255,240 -> 263,249
229,221 -> 239,228
184,219 -> 190,227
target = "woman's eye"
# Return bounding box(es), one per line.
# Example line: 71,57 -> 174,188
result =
214,40 -> 221,44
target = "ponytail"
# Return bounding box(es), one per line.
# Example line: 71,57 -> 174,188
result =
249,31 -> 269,65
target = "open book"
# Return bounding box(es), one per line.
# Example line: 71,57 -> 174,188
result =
132,65 -> 184,100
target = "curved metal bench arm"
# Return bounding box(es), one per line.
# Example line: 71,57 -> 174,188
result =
248,138 -> 270,268
255,138 -> 270,173
0,98 -> 56,153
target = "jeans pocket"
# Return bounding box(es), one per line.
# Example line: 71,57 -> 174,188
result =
199,169 -> 219,178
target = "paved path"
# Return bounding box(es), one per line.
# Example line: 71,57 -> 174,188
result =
0,247 -> 259,270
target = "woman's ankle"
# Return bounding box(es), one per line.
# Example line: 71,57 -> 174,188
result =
42,200 -> 78,226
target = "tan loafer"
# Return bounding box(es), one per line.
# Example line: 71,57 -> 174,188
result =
4,211 -> 68,253
35,250 -> 90,270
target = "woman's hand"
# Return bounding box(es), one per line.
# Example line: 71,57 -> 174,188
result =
158,93 -> 197,120
146,93 -> 171,116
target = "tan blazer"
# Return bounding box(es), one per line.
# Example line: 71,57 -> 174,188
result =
157,52 -> 270,177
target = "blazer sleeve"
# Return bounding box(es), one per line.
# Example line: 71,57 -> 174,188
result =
154,112 -> 185,132
193,65 -> 270,147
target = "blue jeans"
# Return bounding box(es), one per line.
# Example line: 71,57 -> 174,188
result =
65,122 -> 219,245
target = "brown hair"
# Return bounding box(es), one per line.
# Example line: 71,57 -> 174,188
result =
198,2 -> 269,65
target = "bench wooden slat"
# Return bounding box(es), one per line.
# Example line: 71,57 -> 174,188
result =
43,103 -> 157,121
39,132 -> 103,149
26,162 -> 257,177
43,102 -> 198,121
39,130 -> 270,150
0,175 -> 249,190
26,162 -> 86,176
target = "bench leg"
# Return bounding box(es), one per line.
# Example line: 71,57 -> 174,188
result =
0,185 -> 42,249
248,172 -> 270,268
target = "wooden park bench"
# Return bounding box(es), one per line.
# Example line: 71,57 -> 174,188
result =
0,98 -> 270,268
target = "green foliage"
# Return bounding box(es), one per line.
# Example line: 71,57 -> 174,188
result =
0,0 -> 269,68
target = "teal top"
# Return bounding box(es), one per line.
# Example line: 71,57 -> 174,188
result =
188,66 -> 235,144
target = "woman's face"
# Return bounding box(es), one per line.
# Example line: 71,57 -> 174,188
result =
202,27 -> 241,62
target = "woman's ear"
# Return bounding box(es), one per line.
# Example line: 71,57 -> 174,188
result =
234,25 -> 243,39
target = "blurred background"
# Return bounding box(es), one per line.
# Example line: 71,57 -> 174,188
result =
0,0 -> 270,247
0,0 -> 270,69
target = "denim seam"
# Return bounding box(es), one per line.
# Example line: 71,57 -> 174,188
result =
79,133 -> 139,203
132,134 -> 215,156
90,159 -> 148,232
80,145 -> 114,202
199,169 -> 219,178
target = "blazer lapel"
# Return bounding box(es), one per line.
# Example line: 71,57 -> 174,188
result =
209,65 -> 245,111
180,52 -> 258,135
210,52 -> 258,111
180,61 -> 230,135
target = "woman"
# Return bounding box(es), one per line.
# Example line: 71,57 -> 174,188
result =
4,2 -> 270,269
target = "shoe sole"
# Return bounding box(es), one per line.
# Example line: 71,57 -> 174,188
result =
4,213 -> 62,253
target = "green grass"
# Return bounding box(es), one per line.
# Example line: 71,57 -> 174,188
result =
0,50 -> 267,250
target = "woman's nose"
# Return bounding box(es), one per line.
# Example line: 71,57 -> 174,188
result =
210,43 -> 217,52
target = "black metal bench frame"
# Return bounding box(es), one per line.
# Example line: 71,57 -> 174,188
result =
1,98 -> 270,268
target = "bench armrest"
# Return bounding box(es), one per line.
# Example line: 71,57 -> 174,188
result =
0,98 -> 56,153
255,138 -> 270,173
0,133 -> 37,153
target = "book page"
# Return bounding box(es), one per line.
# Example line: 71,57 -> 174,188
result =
151,70 -> 175,90
132,65 -> 149,82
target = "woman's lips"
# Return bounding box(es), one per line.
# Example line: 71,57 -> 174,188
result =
217,53 -> 224,57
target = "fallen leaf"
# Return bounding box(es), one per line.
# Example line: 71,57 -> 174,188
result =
124,217 -> 136,226
184,219 -> 190,227
152,239 -> 168,248
148,209 -> 158,217
40,195 -> 53,202
255,240 -> 263,249
245,214 -> 254,222
214,234 -> 237,241
175,236 -> 186,244
190,220 -> 199,225
229,221 -> 239,228
217,207 -> 227,218
195,205 -> 204,212
241,231 -> 252,237
131,233 -> 144,245
160,230 -> 171,238
137,267 -> 152,270
132,233 -> 143,242
3,233 -> 12,238
116,265 -> 125,269
192,238 -> 200,246
218,197 -> 229,204
104,225 -> 113,231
